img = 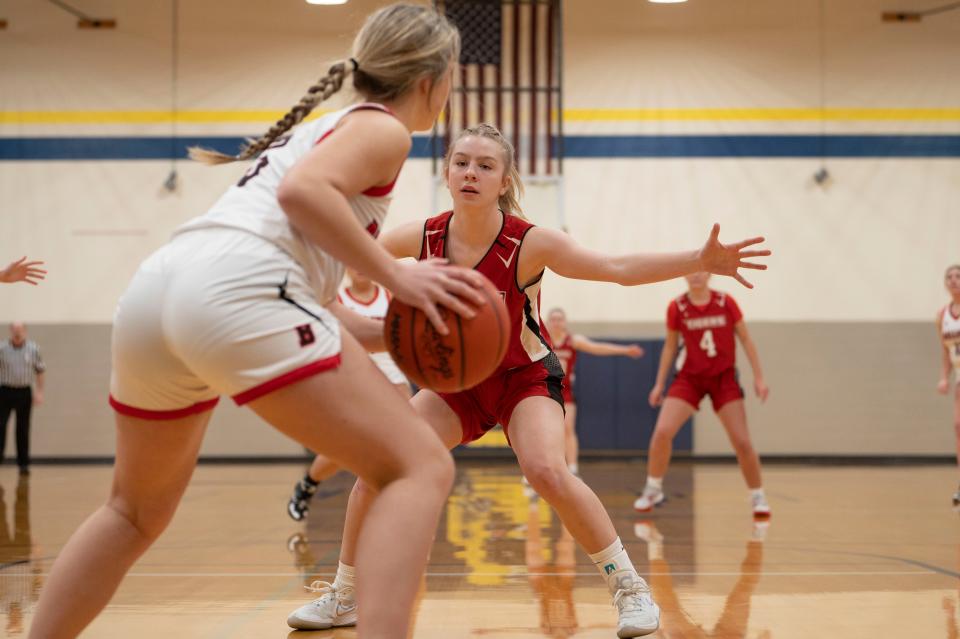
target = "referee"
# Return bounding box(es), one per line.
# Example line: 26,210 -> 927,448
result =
0,322 -> 45,475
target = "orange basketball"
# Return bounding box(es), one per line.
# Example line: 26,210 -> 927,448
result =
383,275 -> 510,393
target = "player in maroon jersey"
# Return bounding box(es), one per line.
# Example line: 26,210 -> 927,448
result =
546,307 -> 644,476
634,272 -> 771,518
287,124 -> 769,637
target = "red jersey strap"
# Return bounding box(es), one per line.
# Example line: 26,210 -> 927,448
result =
419,211 -> 455,260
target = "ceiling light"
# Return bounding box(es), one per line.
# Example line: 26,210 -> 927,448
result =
306,0 -> 348,5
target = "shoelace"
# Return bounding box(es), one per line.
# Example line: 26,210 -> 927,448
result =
305,580 -> 355,603
613,582 -> 652,613
305,579 -> 336,594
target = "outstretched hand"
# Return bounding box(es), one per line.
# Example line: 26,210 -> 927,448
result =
698,224 -> 770,289
0,257 -> 46,285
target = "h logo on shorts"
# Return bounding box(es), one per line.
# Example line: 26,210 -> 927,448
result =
296,324 -> 316,348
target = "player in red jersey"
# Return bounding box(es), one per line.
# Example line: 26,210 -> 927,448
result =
546,307 -> 644,475
286,123 -> 769,637
936,264 -> 960,507
634,272 -> 770,518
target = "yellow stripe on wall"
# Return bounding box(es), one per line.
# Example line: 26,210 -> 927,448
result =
0,110 -> 330,124
2,108 -> 960,125
564,108 -> 960,121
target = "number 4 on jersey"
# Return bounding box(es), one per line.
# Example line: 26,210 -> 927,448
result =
699,329 -> 717,358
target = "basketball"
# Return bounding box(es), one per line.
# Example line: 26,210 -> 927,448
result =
383,275 -> 510,393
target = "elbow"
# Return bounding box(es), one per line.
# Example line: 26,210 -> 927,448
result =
277,180 -> 309,225
611,259 -> 632,286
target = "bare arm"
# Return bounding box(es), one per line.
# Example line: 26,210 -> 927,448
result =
518,224 -> 769,290
34,371 -> 45,405
327,301 -> 385,352
649,330 -> 680,407
278,111 -> 410,291
379,220 -> 426,259
734,320 -> 769,402
571,334 -> 643,358
278,112 -> 482,330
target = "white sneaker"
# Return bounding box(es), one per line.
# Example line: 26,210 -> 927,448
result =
633,486 -> 665,512
613,577 -> 660,637
286,581 -> 357,630
751,493 -> 771,519
953,490 -> 960,508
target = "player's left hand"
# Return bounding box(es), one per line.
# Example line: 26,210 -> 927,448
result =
754,378 -> 769,403
33,391 -> 44,406
626,344 -> 644,358
698,224 -> 770,289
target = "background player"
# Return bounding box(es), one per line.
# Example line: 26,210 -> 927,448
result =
287,267 -> 412,521
287,123 -> 770,638
937,264 -> 960,507
635,272 -> 771,518
27,6 -> 478,638
546,307 -> 644,476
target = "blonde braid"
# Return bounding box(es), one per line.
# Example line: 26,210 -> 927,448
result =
189,61 -> 351,165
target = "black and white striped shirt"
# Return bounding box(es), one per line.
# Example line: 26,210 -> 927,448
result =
0,339 -> 45,388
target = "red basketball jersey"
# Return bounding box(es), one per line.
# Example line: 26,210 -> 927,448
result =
420,211 -> 555,374
667,290 -> 743,377
553,334 -> 577,389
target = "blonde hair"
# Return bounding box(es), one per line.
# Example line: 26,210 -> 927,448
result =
190,4 -> 460,165
947,264 -> 960,277
444,123 -> 525,217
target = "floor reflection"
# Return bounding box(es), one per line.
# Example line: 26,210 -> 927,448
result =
635,519 -> 768,639
0,475 -> 40,636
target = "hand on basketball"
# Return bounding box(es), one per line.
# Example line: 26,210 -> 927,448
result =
754,378 -> 770,403
649,383 -> 664,408
391,259 -> 487,335
0,256 -> 46,285
698,224 -> 770,289
626,344 -> 645,358
937,378 -> 950,395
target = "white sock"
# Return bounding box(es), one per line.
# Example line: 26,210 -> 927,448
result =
646,476 -> 663,491
750,488 -> 766,500
588,537 -> 641,594
568,462 -> 579,475
333,561 -> 356,601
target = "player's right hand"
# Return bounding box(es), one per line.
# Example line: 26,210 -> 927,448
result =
937,378 -> 950,395
390,259 -> 487,335
648,384 -> 664,408
0,256 -> 46,285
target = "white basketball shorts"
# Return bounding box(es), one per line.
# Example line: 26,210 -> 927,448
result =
109,228 -> 342,419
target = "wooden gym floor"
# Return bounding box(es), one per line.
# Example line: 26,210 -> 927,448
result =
0,460 -> 957,637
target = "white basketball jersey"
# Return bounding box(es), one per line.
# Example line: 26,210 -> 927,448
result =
338,283 -> 408,385
941,305 -> 960,370
175,103 -> 396,305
